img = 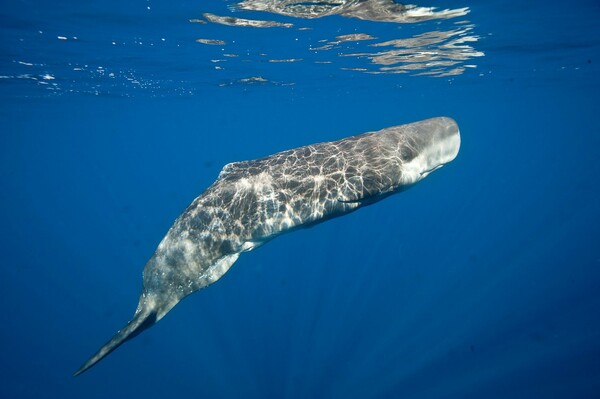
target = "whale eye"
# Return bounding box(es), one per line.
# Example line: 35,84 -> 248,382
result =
399,146 -> 416,162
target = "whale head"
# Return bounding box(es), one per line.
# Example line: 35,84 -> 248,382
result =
397,116 -> 461,186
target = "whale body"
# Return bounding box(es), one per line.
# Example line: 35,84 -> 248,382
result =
74,116 -> 460,376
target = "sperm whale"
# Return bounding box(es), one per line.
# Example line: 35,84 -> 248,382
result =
74,116 -> 460,376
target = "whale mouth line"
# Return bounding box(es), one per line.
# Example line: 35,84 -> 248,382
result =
420,163 -> 445,176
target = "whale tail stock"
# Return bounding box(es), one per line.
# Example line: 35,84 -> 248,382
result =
73,305 -> 157,377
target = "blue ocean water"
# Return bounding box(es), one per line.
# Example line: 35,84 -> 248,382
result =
1,0 -> 599,397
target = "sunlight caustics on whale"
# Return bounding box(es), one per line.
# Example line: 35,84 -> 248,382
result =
74,117 -> 460,376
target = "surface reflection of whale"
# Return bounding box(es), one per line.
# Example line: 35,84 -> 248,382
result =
74,117 -> 461,376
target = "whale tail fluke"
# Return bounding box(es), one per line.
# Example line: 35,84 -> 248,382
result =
73,306 -> 157,377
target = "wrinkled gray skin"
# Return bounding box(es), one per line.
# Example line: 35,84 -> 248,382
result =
74,117 -> 460,376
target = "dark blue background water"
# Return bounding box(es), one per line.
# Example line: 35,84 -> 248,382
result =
2,1 -> 599,398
